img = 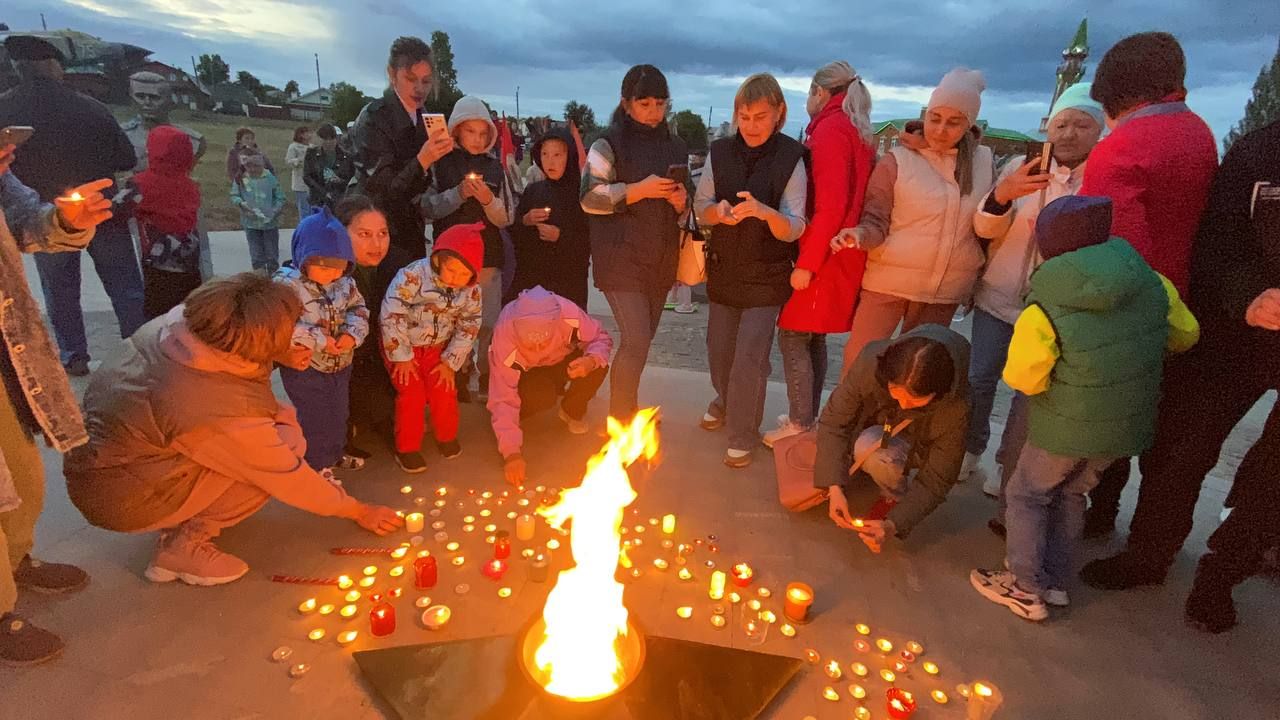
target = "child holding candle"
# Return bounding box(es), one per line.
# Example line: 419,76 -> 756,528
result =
507,128 -> 590,309
231,152 -> 286,275
380,223 -> 484,473
422,95 -> 514,402
969,196 -> 1198,621
274,208 -> 370,482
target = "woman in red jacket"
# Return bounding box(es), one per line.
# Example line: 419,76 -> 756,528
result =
765,61 -> 876,448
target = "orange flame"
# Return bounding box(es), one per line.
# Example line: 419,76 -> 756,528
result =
531,408 -> 659,701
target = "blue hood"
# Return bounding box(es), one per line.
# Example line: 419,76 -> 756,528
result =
290,207 -> 355,270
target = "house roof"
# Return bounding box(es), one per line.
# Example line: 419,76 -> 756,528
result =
209,82 -> 256,105
289,87 -> 333,107
874,118 -> 1034,143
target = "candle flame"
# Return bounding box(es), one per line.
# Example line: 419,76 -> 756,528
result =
530,409 -> 659,701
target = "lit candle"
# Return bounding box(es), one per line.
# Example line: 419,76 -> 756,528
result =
854,639 -> 872,653
965,682 -> 1003,720
391,546 -> 409,559
851,662 -> 869,677
893,660 -> 909,674
783,582 -> 814,623
922,661 -> 940,675
414,555 -> 438,590
886,687 -> 918,720
822,686 -> 840,702
337,630 -> 359,646
405,512 -> 425,534
493,531 -> 511,560
930,690 -> 948,705
344,590 -> 361,603
446,541 -> 460,552
779,623 -> 796,638
358,576 -> 375,588
484,524 -> 497,533
521,548 -> 535,559
804,649 -> 821,664
370,600 -> 396,637
676,606 -> 693,619
876,638 -> 894,653
289,663 -> 311,678
730,562 -> 754,588
824,660 -> 843,680
900,650 -> 915,663
480,509 -> 492,518
677,567 -> 693,581
507,511 -> 517,520
389,566 -> 405,578
956,684 -> 972,699
451,556 -> 465,567
661,514 -> 677,534
337,575 -> 354,590
757,587 -> 772,598
462,525 -> 475,533
516,513 -> 535,541
498,587 -> 512,598
340,604 -> 358,618
481,558 -> 508,581
362,565 -> 378,576
652,558 -> 669,570
905,641 -> 924,655
400,485 -> 413,495
435,487 -> 448,497
854,708 -> 871,720
529,553 -> 550,583
728,591 -> 742,604
318,603 -> 335,615
546,538 -> 561,551
855,623 -> 871,635
710,615 -> 726,628
297,598 -> 317,614
466,172 -> 481,181
708,570 -> 727,600
421,604 -> 451,630
434,531 -> 449,542
849,684 -> 867,699
880,669 -> 897,683
308,628 -> 326,642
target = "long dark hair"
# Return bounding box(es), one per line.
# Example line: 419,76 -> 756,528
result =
876,336 -> 954,400
334,193 -> 384,226
610,64 -> 671,129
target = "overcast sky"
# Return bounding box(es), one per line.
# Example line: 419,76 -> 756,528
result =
6,1 -> 1278,143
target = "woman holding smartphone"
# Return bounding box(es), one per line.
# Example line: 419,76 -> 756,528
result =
965,83 -> 1104,514
834,68 -> 996,375
581,64 -> 688,421
694,73 -> 808,467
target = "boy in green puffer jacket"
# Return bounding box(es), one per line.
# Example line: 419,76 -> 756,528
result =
970,195 -> 1199,622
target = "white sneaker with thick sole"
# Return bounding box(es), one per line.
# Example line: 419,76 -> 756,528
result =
762,415 -> 805,449
969,568 -> 1048,621
1043,588 -> 1070,607
145,540 -> 250,586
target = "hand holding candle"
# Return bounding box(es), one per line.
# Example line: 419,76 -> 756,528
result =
55,178 -> 114,231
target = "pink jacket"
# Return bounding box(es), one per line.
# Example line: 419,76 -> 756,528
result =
486,288 -> 613,458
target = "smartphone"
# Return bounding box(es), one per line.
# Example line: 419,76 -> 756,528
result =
1024,140 -> 1053,175
0,126 -> 35,148
421,113 -> 448,139
666,163 -> 689,185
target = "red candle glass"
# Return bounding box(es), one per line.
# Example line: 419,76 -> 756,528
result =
413,555 -> 437,590
370,601 -> 396,637
886,687 -> 917,719
481,558 -> 508,581
493,531 -> 511,560
730,562 -> 754,588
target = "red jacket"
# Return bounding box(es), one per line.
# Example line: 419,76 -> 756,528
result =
778,94 -> 875,333
1079,101 -> 1218,296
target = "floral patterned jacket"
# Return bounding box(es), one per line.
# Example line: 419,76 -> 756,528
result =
273,267 -> 369,373
380,259 -> 483,370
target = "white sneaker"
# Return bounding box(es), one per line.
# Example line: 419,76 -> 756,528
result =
762,415 -> 805,449
558,407 -> 588,435
1044,588 -> 1070,607
969,568 -> 1048,622
980,466 -> 1002,498
959,452 -> 981,482
145,538 -> 249,586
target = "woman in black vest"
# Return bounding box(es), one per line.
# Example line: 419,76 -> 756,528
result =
581,65 -> 689,421
695,73 -> 809,467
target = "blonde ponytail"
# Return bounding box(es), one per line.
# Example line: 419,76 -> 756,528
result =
813,61 -> 873,144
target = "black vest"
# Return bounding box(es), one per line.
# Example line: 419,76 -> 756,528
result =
588,119 -> 687,293
432,150 -> 506,269
706,134 -> 807,308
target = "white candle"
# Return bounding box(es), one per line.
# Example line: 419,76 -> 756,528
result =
405,512 -> 424,533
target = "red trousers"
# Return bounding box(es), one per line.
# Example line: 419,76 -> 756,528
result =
385,344 -> 459,452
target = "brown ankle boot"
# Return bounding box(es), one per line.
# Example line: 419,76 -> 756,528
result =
0,613 -> 63,666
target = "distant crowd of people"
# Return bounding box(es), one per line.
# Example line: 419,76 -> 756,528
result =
0,27 -> 1276,669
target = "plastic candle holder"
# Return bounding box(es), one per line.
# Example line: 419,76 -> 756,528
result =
730,562 -> 754,588
886,687 -> 917,719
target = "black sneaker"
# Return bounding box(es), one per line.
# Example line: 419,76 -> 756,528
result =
0,613 -> 63,666
1079,551 -> 1167,591
1185,588 -> 1238,634
13,555 -> 89,594
437,440 -> 462,460
1082,512 -> 1116,540
396,451 -> 427,474
64,358 -> 90,377
456,372 -> 473,404
343,444 -> 372,460
987,518 -> 1007,538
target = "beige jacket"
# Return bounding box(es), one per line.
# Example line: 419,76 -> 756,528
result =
854,145 -> 996,304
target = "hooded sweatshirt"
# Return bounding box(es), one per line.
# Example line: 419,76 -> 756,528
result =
487,287 -> 614,458
509,128 -> 591,307
129,125 -> 203,275
64,307 -> 362,532
231,163 -> 285,230
814,324 -> 971,538
273,209 -> 369,373
380,223 -> 484,369
423,96 -> 514,268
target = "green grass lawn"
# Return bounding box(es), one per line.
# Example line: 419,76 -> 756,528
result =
110,106 -> 309,231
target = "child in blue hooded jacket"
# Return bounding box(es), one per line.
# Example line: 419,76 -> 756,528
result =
274,208 -> 370,481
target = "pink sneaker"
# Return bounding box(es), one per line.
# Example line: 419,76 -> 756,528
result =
145,537 -> 249,586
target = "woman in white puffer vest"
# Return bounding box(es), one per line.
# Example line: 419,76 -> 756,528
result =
965,83 -> 1105,521
834,68 -> 996,375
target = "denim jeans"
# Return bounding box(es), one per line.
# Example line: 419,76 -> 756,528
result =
1004,444 -> 1116,595
477,267 -> 502,381
777,330 -> 827,428
966,308 -> 1015,455
32,216 -> 145,364
994,390 -> 1029,525
603,289 -> 667,420
294,191 -> 311,219
706,303 -> 781,451
245,228 -> 280,274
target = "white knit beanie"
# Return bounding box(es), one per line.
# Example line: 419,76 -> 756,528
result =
448,95 -> 498,153
927,68 -> 986,124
